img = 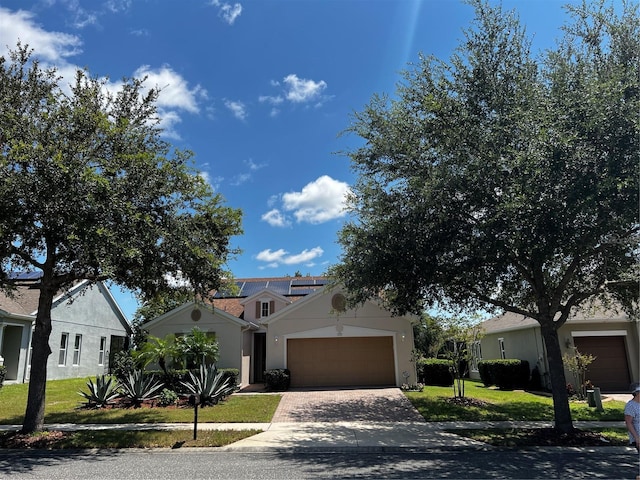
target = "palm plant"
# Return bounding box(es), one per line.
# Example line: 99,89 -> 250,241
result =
78,375 -> 120,408
176,327 -> 219,369
181,364 -> 236,406
118,370 -> 164,407
134,334 -> 179,375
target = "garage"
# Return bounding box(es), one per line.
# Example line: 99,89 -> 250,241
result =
287,336 -> 396,387
573,336 -> 631,391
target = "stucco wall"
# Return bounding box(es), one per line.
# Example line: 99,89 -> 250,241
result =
265,290 -> 417,386
40,283 -> 130,382
146,306 -> 243,374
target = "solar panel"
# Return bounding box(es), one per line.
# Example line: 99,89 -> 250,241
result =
239,281 -> 268,297
266,280 -> 292,296
288,288 -> 319,296
213,281 -> 244,298
291,279 -> 319,287
7,271 -> 43,280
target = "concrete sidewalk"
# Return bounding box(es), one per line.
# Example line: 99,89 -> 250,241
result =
0,420 -> 629,452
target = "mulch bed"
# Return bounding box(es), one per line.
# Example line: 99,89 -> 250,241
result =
0,430 -> 69,449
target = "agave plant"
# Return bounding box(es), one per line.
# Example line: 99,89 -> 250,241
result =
181,364 -> 236,406
118,370 -> 164,407
78,375 -> 120,408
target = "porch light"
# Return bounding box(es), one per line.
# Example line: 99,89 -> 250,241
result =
401,332 -> 406,342
274,336 -> 279,343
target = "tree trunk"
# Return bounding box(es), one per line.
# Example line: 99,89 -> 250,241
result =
539,322 -> 574,434
21,287 -> 55,433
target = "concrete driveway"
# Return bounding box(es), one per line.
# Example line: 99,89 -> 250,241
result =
271,387 -> 426,423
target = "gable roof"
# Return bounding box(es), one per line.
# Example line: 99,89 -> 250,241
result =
480,302 -> 631,334
143,300 -> 256,330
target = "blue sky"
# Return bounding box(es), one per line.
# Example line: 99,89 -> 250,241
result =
0,0 -> 592,319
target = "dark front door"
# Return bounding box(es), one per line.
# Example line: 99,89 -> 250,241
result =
253,333 -> 266,383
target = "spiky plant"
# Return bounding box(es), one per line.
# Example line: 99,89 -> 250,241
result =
118,370 -> 164,407
181,364 -> 236,406
78,375 -> 120,408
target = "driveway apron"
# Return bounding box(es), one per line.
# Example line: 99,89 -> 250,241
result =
270,387 -> 426,423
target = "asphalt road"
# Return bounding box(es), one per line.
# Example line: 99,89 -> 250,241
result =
1,448 -> 638,479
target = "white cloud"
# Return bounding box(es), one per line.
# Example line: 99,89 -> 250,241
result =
224,100 -> 247,120
261,209 -> 291,228
281,175 -> 350,224
134,65 -> 206,114
209,0 -> 243,25
0,7 -> 82,61
256,247 -> 324,267
283,74 -> 327,103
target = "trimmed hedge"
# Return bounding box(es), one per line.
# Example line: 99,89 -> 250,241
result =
0,365 -> 6,389
264,368 -> 291,391
478,359 -> 530,390
422,359 -> 453,387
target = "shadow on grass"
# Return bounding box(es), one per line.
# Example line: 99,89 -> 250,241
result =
408,396 -> 555,421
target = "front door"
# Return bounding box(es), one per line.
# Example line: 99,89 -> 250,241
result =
253,333 -> 266,383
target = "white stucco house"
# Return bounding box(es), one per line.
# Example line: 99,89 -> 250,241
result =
0,280 -> 132,383
143,277 -> 418,388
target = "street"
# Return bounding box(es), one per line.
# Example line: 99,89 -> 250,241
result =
1,448 -> 637,479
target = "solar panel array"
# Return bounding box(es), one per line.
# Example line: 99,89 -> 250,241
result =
7,271 -> 43,280
213,278 -> 327,298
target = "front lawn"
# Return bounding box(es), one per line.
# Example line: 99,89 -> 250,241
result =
405,381 -> 625,422
0,378 -> 281,425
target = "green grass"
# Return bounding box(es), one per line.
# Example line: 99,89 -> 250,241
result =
0,378 -> 281,425
405,381 -> 625,422
0,429 -> 261,449
448,427 -> 629,447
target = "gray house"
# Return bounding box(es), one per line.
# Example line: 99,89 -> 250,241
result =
472,304 -> 640,392
0,280 -> 131,383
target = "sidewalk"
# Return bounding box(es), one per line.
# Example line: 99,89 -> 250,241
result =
0,420 -> 630,452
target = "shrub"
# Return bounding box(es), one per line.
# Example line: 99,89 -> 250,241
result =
422,359 -> 453,386
181,364 -> 236,406
111,350 -> 137,381
478,359 -> 530,390
119,370 -> 164,407
0,365 -> 6,389
219,368 -> 240,389
264,369 -> 290,391
158,388 -> 179,407
78,375 -> 120,408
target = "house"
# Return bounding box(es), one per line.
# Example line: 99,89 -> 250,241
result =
143,277 -> 418,388
471,304 -> 640,392
0,280 -> 132,383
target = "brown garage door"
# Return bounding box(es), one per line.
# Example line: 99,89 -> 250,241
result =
287,337 -> 395,387
573,336 -> 631,391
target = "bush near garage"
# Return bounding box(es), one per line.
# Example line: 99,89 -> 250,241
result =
264,369 -> 291,391
478,359 -> 530,390
422,359 -> 453,387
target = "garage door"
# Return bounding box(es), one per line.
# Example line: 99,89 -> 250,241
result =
287,337 -> 396,387
573,336 -> 631,391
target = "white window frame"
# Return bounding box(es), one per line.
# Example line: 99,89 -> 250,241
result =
58,333 -> 69,366
72,334 -> 82,366
98,336 -> 107,366
498,338 -> 506,359
261,301 -> 271,318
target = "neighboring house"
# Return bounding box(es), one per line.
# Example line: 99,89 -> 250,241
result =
144,277 -> 418,388
0,280 -> 132,383
471,304 -> 640,392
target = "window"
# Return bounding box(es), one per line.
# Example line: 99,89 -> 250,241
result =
72,334 -> 82,365
498,338 -> 506,359
58,333 -> 69,366
470,341 -> 482,371
98,337 -> 107,365
261,301 -> 271,318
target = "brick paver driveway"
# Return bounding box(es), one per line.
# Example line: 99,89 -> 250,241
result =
271,387 -> 426,423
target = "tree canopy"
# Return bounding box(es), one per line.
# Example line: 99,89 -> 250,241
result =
0,45 -> 243,432
331,0 -> 639,433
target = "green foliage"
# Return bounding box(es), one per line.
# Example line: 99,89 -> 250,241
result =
562,347 -> 596,399
412,314 -> 445,358
175,327 -> 219,369
110,350 -> 137,382
118,370 -> 164,407
330,0 -> 639,433
421,359 -> 452,387
181,364 -> 236,407
134,334 -> 179,375
157,388 -> 179,407
219,368 -> 240,389
478,359 -> 530,390
0,44 -> 242,433
0,365 -> 6,389
78,375 -> 120,408
264,369 -> 291,391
